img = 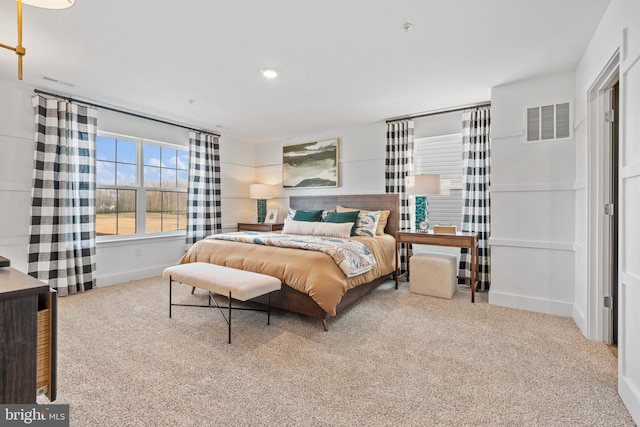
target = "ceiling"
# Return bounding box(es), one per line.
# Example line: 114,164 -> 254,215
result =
0,0 -> 611,143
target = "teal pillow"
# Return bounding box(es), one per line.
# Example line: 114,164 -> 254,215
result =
323,210 -> 360,236
293,209 -> 324,222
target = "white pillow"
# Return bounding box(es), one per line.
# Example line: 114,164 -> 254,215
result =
281,218 -> 352,238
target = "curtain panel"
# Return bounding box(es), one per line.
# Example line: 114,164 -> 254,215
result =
28,95 -> 98,296
185,131 -> 222,249
385,120 -> 415,272
459,107 -> 491,290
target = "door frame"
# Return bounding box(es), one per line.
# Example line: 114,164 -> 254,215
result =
586,51 -> 619,342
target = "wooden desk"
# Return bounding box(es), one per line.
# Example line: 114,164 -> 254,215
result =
395,230 -> 479,302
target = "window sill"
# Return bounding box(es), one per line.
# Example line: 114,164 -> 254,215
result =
97,232 -> 185,246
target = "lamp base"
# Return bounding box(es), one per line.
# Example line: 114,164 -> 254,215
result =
257,199 -> 267,223
414,195 -> 430,232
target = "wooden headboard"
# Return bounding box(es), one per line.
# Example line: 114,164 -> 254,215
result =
289,194 -> 400,236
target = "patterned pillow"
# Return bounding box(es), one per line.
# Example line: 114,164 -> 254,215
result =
353,210 -> 381,237
336,205 -> 389,236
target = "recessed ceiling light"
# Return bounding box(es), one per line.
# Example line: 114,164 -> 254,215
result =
261,69 -> 278,79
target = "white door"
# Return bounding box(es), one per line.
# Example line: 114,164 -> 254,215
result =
618,40 -> 640,422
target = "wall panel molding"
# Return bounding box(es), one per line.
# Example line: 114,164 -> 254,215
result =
622,162 -> 640,179
490,129 -> 523,140
489,237 -> 575,252
622,272 -> 640,290
0,184 -> 30,192
490,183 -> 577,192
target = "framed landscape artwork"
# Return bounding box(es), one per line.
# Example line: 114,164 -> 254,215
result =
282,138 -> 339,188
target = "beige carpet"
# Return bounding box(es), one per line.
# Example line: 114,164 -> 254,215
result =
40,277 -> 634,426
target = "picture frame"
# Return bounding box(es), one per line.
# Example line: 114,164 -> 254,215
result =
282,138 -> 339,188
265,208 -> 279,224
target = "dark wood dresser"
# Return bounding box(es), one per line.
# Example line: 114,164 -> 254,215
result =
0,266 -> 57,403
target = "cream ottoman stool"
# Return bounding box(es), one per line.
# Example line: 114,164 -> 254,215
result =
409,252 -> 457,299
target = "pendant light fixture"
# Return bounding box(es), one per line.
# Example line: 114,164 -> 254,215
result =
0,0 -> 75,80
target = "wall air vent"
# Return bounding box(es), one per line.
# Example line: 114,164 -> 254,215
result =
525,101 -> 572,143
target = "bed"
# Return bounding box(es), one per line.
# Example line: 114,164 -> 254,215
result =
179,194 -> 399,330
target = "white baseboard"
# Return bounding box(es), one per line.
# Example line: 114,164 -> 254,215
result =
489,291 -> 573,317
96,264 -> 170,287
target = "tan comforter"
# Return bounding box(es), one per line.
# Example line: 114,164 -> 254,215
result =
179,234 -> 396,316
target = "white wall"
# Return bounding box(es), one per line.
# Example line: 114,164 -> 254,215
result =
0,80 -> 36,273
0,79 -> 255,285
489,72 -> 576,316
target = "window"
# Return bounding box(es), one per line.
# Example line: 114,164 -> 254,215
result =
413,133 -> 463,228
96,134 -> 189,237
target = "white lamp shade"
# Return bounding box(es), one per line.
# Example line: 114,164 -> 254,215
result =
20,0 -> 75,9
249,183 -> 273,199
405,174 -> 441,195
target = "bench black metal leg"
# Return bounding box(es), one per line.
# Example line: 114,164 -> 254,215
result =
228,291 -> 232,344
169,280 -> 275,344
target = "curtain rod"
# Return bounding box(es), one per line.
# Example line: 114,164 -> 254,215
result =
385,101 -> 491,123
33,89 -> 220,137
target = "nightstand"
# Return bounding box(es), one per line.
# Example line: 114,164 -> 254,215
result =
237,223 -> 284,232
395,230 -> 478,302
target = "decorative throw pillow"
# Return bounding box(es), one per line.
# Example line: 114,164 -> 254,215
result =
282,219 -> 352,238
336,205 -> 390,236
352,210 -> 381,237
286,209 -> 297,220
292,209 -> 324,222
323,210 -> 360,236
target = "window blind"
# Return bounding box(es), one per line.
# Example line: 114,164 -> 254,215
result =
414,134 -> 463,228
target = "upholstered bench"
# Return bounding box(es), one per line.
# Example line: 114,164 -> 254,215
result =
163,262 -> 281,343
409,252 -> 457,299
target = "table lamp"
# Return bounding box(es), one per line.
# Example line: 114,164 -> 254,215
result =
249,184 -> 273,223
405,174 -> 441,232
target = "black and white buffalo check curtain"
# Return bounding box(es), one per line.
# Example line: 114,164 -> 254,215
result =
385,120 -> 415,273
459,107 -> 491,291
186,131 -> 222,249
28,95 -> 98,296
